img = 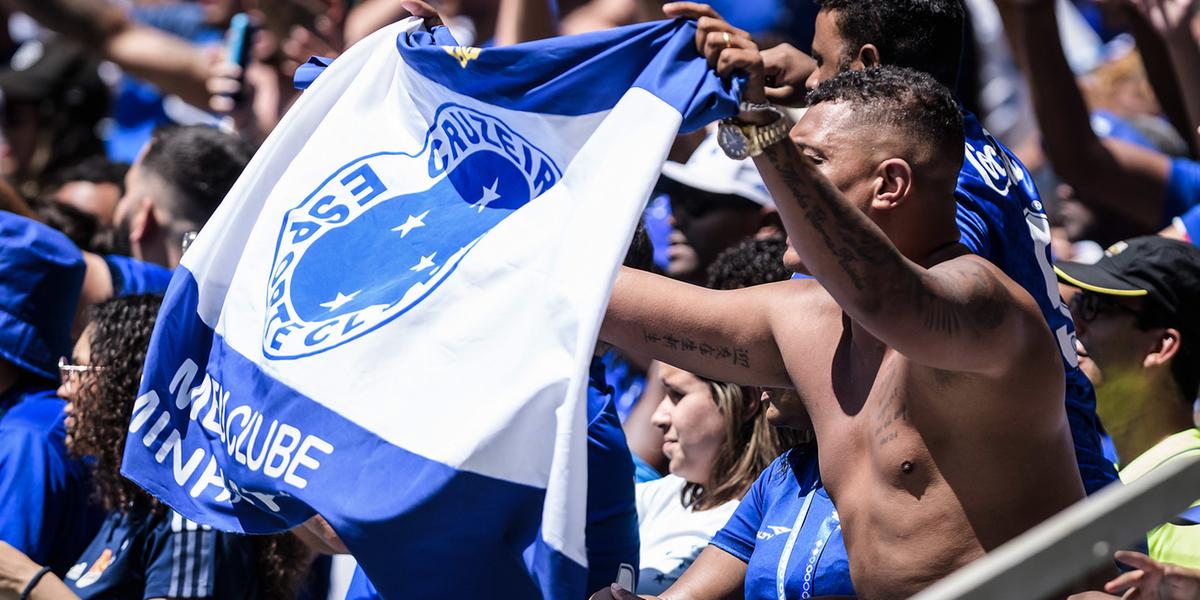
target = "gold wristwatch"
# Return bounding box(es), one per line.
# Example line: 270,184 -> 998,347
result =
717,103 -> 790,160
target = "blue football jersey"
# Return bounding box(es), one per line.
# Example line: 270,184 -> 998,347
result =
710,447 -> 854,599
956,111 -> 1118,493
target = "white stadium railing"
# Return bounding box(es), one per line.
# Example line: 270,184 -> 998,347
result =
912,453 -> 1200,600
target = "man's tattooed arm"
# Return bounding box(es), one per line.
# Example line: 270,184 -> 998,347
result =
752,138 -> 1032,375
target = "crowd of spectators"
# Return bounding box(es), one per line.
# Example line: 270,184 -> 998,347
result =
0,0 -> 1198,598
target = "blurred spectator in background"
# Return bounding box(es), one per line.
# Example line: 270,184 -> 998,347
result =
999,0 -> 1200,244
1057,236 -> 1200,567
109,125 -> 251,268
43,157 -> 128,230
0,212 -> 98,577
0,38 -> 109,200
657,132 -> 780,286
0,294 -> 310,599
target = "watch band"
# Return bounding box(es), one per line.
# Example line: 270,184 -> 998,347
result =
738,99 -> 775,114
743,107 -> 790,157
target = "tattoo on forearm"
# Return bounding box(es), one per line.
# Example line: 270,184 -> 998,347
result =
761,142 -> 894,292
641,329 -> 751,369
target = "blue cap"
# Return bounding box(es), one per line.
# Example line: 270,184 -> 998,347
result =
0,212 -> 85,380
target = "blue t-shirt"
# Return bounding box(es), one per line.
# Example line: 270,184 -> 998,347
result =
710,447 -> 854,599
1166,157 -> 1200,224
0,385 -> 99,575
64,509 -> 257,599
103,255 -> 174,297
956,111 -> 1119,494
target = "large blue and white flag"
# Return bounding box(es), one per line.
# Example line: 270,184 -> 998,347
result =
120,17 -> 735,598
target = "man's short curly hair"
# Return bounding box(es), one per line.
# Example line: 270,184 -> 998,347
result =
806,66 -> 965,174
816,0 -> 965,89
707,236 -> 791,290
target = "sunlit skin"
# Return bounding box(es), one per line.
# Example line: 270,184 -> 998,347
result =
805,9 -> 879,92
650,364 -> 727,489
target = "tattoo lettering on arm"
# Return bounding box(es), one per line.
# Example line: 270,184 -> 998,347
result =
761,141 -> 895,292
641,329 -> 752,369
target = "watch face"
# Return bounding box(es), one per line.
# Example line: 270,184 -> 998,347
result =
717,122 -> 750,160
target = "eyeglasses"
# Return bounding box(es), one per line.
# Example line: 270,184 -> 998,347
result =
58,356 -> 107,381
1069,293 -> 1150,325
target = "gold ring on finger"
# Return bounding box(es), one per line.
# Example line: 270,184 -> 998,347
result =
722,31 -> 732,49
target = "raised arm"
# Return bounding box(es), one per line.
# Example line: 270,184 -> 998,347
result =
759,131 -> 1045,375
676,12 -> 1049,376
998,0 -> 1172,231
493,0 -> 558,46
5,0 -> 213,108
1130,0 -> 1200,153
601,268 -> 791,388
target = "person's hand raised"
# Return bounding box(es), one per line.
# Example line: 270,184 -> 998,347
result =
401,0 -> 445,30
661,2 -> 766,104
1104,551 -> 1200,599
760,43 -> 815,106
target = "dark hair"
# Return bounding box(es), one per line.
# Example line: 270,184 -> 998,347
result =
706,236 -> 790,290
1170,339 -> 1199,402
807,66 -> 966,174
48,156 -> 130,194
253,533 -> 312,600
1142,300 -> 1200,402
815,0 -> 965,89
31,195 -> 99,252
68,294 -> 164,515
139,125 -> 254,229
70,295 -> 311,596
624,221 -> 654,272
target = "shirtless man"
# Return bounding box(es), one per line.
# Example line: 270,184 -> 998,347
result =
600,64 -> 1085,598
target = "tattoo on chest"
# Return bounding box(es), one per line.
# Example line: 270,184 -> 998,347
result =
871,365 -> 909,447
640,329 -> 751,369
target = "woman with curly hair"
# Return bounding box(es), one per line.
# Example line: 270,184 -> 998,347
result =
0,295 -> 309,600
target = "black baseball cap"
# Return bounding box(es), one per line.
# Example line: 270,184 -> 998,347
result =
1055,236 -> 1200,333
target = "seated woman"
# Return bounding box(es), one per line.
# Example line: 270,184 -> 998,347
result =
633,364 -> 801,595
597,389 -> 856,600
0,295 -> 307,600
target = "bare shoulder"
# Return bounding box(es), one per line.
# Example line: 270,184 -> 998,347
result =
929,254 -> 1061,376
930,254 -> 1044,326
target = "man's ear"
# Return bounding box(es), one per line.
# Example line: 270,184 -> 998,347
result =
872,159 -> 912,211
1144,328 -> 1182,369
128,196 -> 157,243
854,44 -> 880,69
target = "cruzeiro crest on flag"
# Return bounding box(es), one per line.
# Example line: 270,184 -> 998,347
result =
262,102 -> 562,359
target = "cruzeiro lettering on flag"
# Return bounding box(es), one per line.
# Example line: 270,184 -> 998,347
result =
264,104 -> 561,358
120,15 -> 737,599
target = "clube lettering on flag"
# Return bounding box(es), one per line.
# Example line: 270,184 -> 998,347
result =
120,16 -> 735,597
